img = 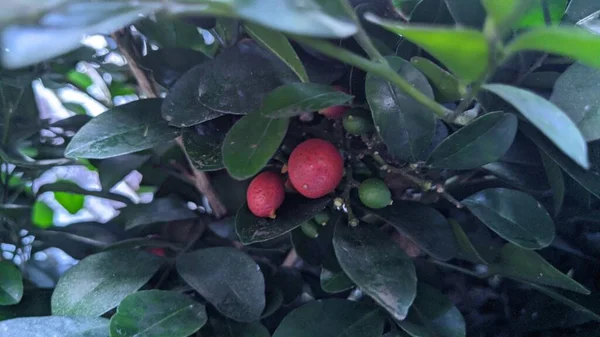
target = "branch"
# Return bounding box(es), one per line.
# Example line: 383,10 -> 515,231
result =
111,27 -> 227,218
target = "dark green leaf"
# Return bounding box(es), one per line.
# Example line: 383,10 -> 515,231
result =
462,188 -> 555,249
333,222 -> 417,320
211,317 -> 270,337
550,63 -> 600,142
0,204 -> 30,221
0,261 -> 23,305
0,289 -> 51,320
176,247 -> 265,322
449,219 -> 491,264
443,0 -> 486,28
38,181 -> 132,205
320,268 -> 354,294
397,283 -> 466,337
261,83 -> 353,118
0,316 -> 109,337
244,22 -> 309,82
261,289 -> 284,318
528,283 -> 600,322
31,201 -> 54,229
272,299 -> 384,337
427,112 -> 517,170
410,56 -> 462,102
365,56 -> 435,162
161,40 -> 297,127
236,195 -> 331,244
506,26 -> 600,69
33,222 -> 115,260
359,202 -> 456,261
96,153 -> 151,190
222,111 -> 289,180
116,196 -> 198,230
367,15 -> 488,82
488,243 -> 590,294
109,290 -> 207,337
65,99 -> 179,159
483,84 -> 589,169
51,249 -> 164,316
182,126 -> 225,172
540,151 -> 565,216
482,0 -> 567,29
135,15 -> 213,54
140,48 -> 208,89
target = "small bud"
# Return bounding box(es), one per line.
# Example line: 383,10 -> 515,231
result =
334,197 -> 344,208
349,218 -> 360,227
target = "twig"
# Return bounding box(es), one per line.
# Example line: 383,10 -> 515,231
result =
112,27 -> 227,218
281,249 -> 298,268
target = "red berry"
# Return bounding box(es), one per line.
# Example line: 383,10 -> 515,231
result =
319,86 -> 350,119
148,247 -> 166,257
247,171 -> 285,218
288,139 -> 344,199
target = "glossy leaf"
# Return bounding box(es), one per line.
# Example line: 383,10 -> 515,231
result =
176,247 -> 265,322
65,99 -> 179,159
529,283 -> 600,322
427,112 -> 518,170
244,22 -> 309,82
482,0 -> 567,28
550,63 -> 600,142
410,56 -> 462,102
366,15 -> 488,82
359,202 -> 457,261
483,84 -> 589,169
222,111 -> 289,180
320,268 -> 354,294
182,126 -> 225,172
161,40 -> 297,127
462,188 -> 555,249
95,153 -> 151,190
444,0 -> 486,28
51,249 -> 164,316
540,151 -> 565,216
109,290 -> 207,337
506,26 -> 600,69
0,261 -> 23,305
115,196 -> 198,230
291,212 -> 339,268
365,56 -> 435,162
0,316 -> 109,337
38,181 -> 132,205
140,48 -> 208,89
135,15 -> 212,53
333,222 -> 417,320
272,299 -> 384,337
211,318 -> 270,337
450,219 -> 491,264
236,195 -> 331,244
261,83 -> 353,118
489,243 -> 590,294
397,283 -> 466,337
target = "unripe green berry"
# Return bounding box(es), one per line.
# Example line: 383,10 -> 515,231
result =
342,108 -> 374,135
313,210 -> 330,226
358,178 -> 392,209
300,220 -> 320,238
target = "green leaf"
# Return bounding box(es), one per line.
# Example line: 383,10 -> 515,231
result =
366,15 -> 488,82
272,299 -> 385,337
261,289 -> 284,318
135,15 -> 213,54
427,112 -> 517,170
482,0 -> 567,28
31,201 -> 54,229
222,111 -> 289,180
320,268 -> 354,294
261,83 -> 353,118
176,247 -> 265,322
0,2 -> 156,69
506,26 -> 600,69
0,261 -> 23,305
528,283 -> 600,322
550,63 -> 600,142
140,48 -> 208,89
397,283 -> 466,337
51,249 -> 163,316
244,22 -> 309,83
488,243 -> 590,294
115,196 -> 198,230
358,202 -> 457,261
236,195 -> 331,244
443,0 -> 486,28
161,40 -> 297,127
0,204 -> 30,221
182,126 -> 225,172
410,56 -> 462,102
462,188 -> 555,249
95,153 -> 151,190
63,102 -> 87,115
524,125 -> 600,200
449,219 -> 491,264
333,222 -> 417,320
291,213 -> 339,267
565,0 -> 600,22
211,318 -> 270,337
540,151 -> 565,216
483,84 -> 589,169
365,56 -> 435,162
0,289 -> 51,321
65,98 -> 179,159
54,190 -> 85,215
33,223 -> 115,260
109,290 -> 207,337
0,316 -> 109,337
38,181 -> 133,205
